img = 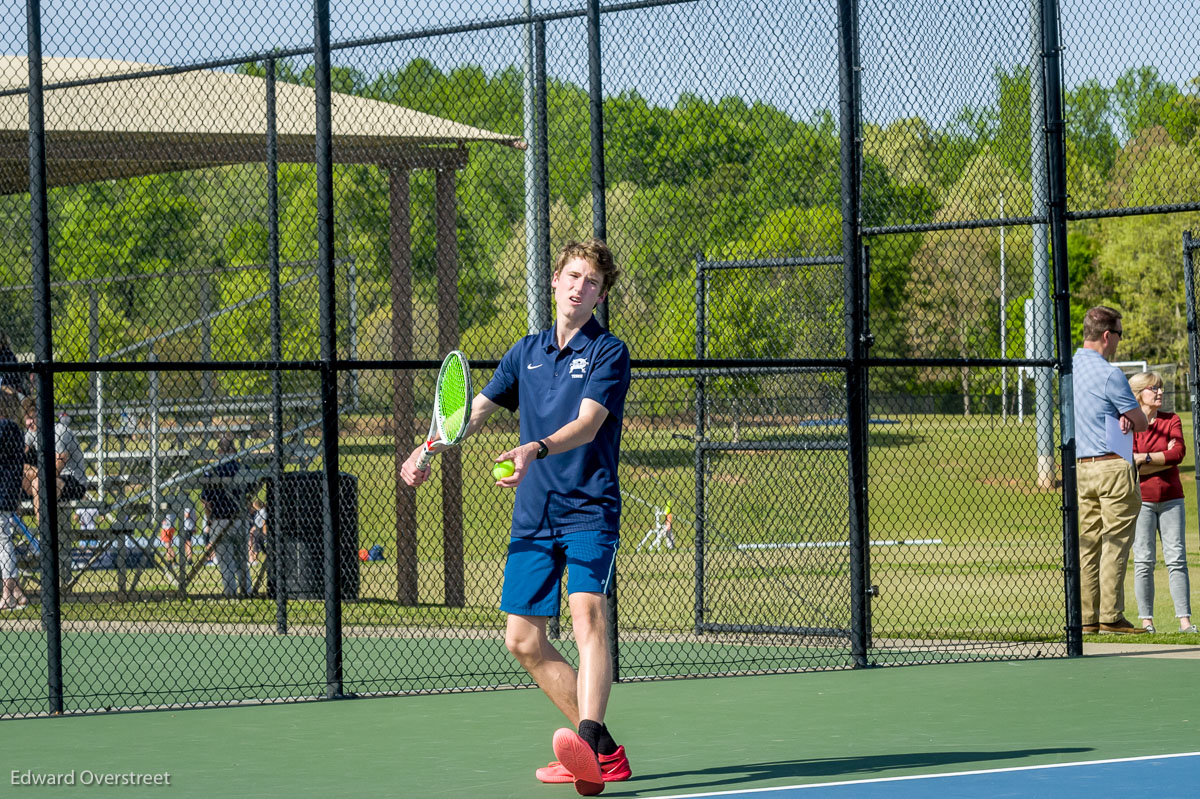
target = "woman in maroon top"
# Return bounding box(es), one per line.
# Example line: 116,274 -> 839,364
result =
1129,371 -> 1195,633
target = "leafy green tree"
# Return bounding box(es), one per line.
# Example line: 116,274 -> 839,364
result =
1066,80 -> 1119,179
1064,226 -> 1108,341
863,116 -> 970,214
20,55 -> 1200,414
1095,129 -> 1200,364
902,152 -> 1032,406
994,66 -> 1033,181
1110,126 -> 1200,209
648,94 -> 766,186
1113,67 -> 1183,142
743,112 -> 839,211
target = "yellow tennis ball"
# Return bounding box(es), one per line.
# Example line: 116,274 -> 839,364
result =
491,459 -> 515,481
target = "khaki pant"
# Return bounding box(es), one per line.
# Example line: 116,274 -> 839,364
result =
1076,458 -> 1141,625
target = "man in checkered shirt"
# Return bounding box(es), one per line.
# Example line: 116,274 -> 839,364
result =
1072,306 -> 1148,634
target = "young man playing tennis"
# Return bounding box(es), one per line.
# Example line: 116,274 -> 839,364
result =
402,238 -> 632,795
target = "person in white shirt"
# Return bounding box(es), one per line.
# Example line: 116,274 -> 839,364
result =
21,398 -> 89,525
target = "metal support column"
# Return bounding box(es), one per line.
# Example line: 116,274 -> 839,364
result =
837,0 -> 871,669
26,0 -> 64,716
692,255 -> 708,635
586,0 -> 609,330
534,21 -> 551,329
313,0 -> 345,699
389,166 -> 418,605
586,0 -> 618,679
266,57 -> 289,633
436,167 -> 465,608
1040,0 -> 1081,657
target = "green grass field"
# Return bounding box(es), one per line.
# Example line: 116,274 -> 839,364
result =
11,411 -> 1198,646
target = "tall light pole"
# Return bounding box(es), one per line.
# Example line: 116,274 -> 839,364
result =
522,1 -> 547,333
1029,1 -> 1055,488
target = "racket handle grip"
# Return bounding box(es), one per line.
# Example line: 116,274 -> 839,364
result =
415,444 -> 433,472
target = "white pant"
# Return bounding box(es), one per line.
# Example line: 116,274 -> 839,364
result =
0,514 -> 16,580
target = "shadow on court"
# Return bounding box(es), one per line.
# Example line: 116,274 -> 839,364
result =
601,747 -> 1093,796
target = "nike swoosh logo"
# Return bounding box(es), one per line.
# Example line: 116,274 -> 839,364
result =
526,364 -> 542,370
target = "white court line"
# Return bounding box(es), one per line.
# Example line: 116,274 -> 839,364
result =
643,751 -> 1200,798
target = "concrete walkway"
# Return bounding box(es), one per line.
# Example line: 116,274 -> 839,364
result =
1084,641 -> 1200,658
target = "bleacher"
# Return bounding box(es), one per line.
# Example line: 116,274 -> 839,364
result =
16,394 -> 322,598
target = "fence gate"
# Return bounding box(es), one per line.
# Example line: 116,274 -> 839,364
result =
1184,231 -> 1200,465
692,254 -> 855,652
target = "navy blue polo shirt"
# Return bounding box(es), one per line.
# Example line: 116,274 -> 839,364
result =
483,316 -> 630,539
0,418 -> 23,512
200,459 -> 242,520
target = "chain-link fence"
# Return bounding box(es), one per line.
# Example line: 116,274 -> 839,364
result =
1184,231 -> 1200,514
2,0 -> 1199,717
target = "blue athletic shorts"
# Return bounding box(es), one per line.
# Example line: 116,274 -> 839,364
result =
499,530 -> 618,617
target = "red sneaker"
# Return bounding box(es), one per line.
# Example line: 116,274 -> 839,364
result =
550,728 -> 604,796
536,745 -> 632,784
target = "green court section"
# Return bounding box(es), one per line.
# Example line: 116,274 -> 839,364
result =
3,629 -> 857,715
3,628 -> 1052,716
3,654 -> 1195,797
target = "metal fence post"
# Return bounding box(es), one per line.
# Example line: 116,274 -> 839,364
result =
25,0 -> 64,716
1040,0 -> 1082,657
534,20 -> 551,329
313,0 -> 345,699
587,0 -> 609,331
266,56 -> 289,635
693,254 -> 707,636
522,3 -> 547,335
585,0 -> 618,681
837,0 -> 870,669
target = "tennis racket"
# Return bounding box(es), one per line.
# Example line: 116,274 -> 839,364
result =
415,350 -> 473,472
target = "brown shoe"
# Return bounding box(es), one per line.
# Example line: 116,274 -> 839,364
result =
1082,624 -> 1099,634
1099,618 -> 1147,634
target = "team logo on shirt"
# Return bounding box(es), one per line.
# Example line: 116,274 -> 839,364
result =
569,357 -> 588,378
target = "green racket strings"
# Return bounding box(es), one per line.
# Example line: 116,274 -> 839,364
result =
436,353 -> 470,443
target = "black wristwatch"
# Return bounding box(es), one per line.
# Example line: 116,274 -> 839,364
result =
1144,452 -> 1152,465
535,440 -> 549,459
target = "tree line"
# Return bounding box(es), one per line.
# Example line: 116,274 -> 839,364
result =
0,58 -> 1197,409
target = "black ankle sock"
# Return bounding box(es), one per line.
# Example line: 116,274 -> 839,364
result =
577,719 -> 618,756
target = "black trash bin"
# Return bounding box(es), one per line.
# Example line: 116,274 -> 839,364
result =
266,471 -> 359,601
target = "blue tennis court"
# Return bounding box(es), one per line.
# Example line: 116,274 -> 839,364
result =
651,753 -> 1198,798
3,652 -> 1197,798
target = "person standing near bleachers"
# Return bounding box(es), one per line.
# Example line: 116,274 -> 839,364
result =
248,498 -> 267,564
0,391 -> 29,610
201,436 -> 248,597
21,397 -> 89,526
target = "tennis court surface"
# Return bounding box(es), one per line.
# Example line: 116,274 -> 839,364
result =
3,647 -> 1196,798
